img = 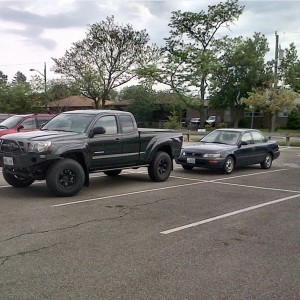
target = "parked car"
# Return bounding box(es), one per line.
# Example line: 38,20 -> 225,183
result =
204,115 -> 216,127
0,110 -> 183,196
0,113 -> 55,137
176,128 -> 280,174
189,118 -> 201,127
181,118 -> 190,127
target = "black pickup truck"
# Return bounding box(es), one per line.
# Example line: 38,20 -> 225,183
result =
0,110 -> 183,196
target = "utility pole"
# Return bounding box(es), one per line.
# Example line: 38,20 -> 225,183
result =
274,31 -> 279,87
271,32 -> 279,132
30,62 -> 47,94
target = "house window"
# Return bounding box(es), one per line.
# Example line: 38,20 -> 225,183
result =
278,111 -> 288,117
244,109 -> 263,117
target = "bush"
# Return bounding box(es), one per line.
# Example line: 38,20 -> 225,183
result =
286,109 -> 300,129
238,118 -> 249,128
164,112 -> 181,129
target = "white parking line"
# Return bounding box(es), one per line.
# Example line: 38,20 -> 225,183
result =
160,193 -> 300,235
214,181 -> 300,194
53,168 -> 288,207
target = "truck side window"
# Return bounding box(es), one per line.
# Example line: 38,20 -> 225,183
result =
95,116 -> 117,134
120,115 -> 135,133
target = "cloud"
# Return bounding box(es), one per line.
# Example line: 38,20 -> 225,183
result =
1,0 -> 300,81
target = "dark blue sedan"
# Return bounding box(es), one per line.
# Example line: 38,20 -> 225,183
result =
176,128 -> 280,174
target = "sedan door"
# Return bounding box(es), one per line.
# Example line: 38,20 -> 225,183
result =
235,132 -> 257,166
251,131 -> 269,163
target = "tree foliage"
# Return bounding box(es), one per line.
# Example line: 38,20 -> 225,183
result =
0,71 -> 8,86
119,85 -> 158,123
279,43 -> 300,93
52,16 -> 154,108
242,88 -> 297,130
12,71 -> 27,85
209,33 -> 272,127
138,0 -> 244,126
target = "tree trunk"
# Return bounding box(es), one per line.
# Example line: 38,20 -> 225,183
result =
271,113 -> 276,132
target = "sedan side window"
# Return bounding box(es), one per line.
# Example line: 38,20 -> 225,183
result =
21,118 -> 36,129
94,116 -> 117,134
252,131 -> 266,143
241,132 -> 253,144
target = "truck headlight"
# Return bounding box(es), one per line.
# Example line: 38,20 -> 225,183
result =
28,141 -> 52,153
203,153 -> 221,158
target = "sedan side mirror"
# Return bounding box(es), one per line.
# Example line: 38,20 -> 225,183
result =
240,141 -> 248,146
17,125 -> 24,132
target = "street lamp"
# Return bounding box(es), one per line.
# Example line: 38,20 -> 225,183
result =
30,62 -> 47,93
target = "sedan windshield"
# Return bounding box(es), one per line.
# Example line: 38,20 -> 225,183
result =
0,116 -> 24,129
42,113 -> 95,133
201,130 -> 240,145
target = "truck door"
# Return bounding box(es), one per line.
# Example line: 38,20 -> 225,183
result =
119,114 -> 140,166
89,115 -> 123,169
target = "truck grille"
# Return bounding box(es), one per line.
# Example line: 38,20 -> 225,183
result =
0,139 -> 25,155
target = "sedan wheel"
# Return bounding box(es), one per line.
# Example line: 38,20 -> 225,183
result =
260,153 -> 273,169
222,156 -> 235,174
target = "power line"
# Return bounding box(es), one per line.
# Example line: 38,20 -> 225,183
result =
0,61 -> 52,67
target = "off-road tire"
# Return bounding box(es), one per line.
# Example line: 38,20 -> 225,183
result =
148,151 -> 172,182
46,159 -> 85,197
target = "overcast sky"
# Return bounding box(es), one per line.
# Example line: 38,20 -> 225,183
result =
0,0 -> 299,82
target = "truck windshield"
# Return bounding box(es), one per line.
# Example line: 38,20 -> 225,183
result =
42,113 -> 95,133
0,115 -> 25,129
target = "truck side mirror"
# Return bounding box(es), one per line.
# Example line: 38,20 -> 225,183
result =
89,126 -> 106,137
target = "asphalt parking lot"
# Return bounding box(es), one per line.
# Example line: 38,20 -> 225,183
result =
0,146 -> 299,300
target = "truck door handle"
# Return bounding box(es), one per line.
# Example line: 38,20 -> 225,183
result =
115,138 -> 121,143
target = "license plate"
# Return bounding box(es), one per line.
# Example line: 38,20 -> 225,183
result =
3,156 -> 14,166
187,157 -> 195,164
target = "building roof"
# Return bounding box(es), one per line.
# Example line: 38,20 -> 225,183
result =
47,96 -> 95,108
47,96 -> 133,109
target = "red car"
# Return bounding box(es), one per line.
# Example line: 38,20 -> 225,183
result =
0,113 -> 55,137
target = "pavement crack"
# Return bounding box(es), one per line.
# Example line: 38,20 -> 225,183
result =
0,198 -> 168,244
0,242 -> 60,268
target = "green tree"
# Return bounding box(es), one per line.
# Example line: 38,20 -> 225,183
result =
286,108 -> 300,129
12,71 -> 27,85
139,0 -> 244,127
242,88 -> 297,131
52,16 -> 153,108
279,43 -> 300,93
0,71 -> 8,86
209,33 -> 272,127
119,85 -> 157,123
1,83 -> 34,113
43,78 -> 80,102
